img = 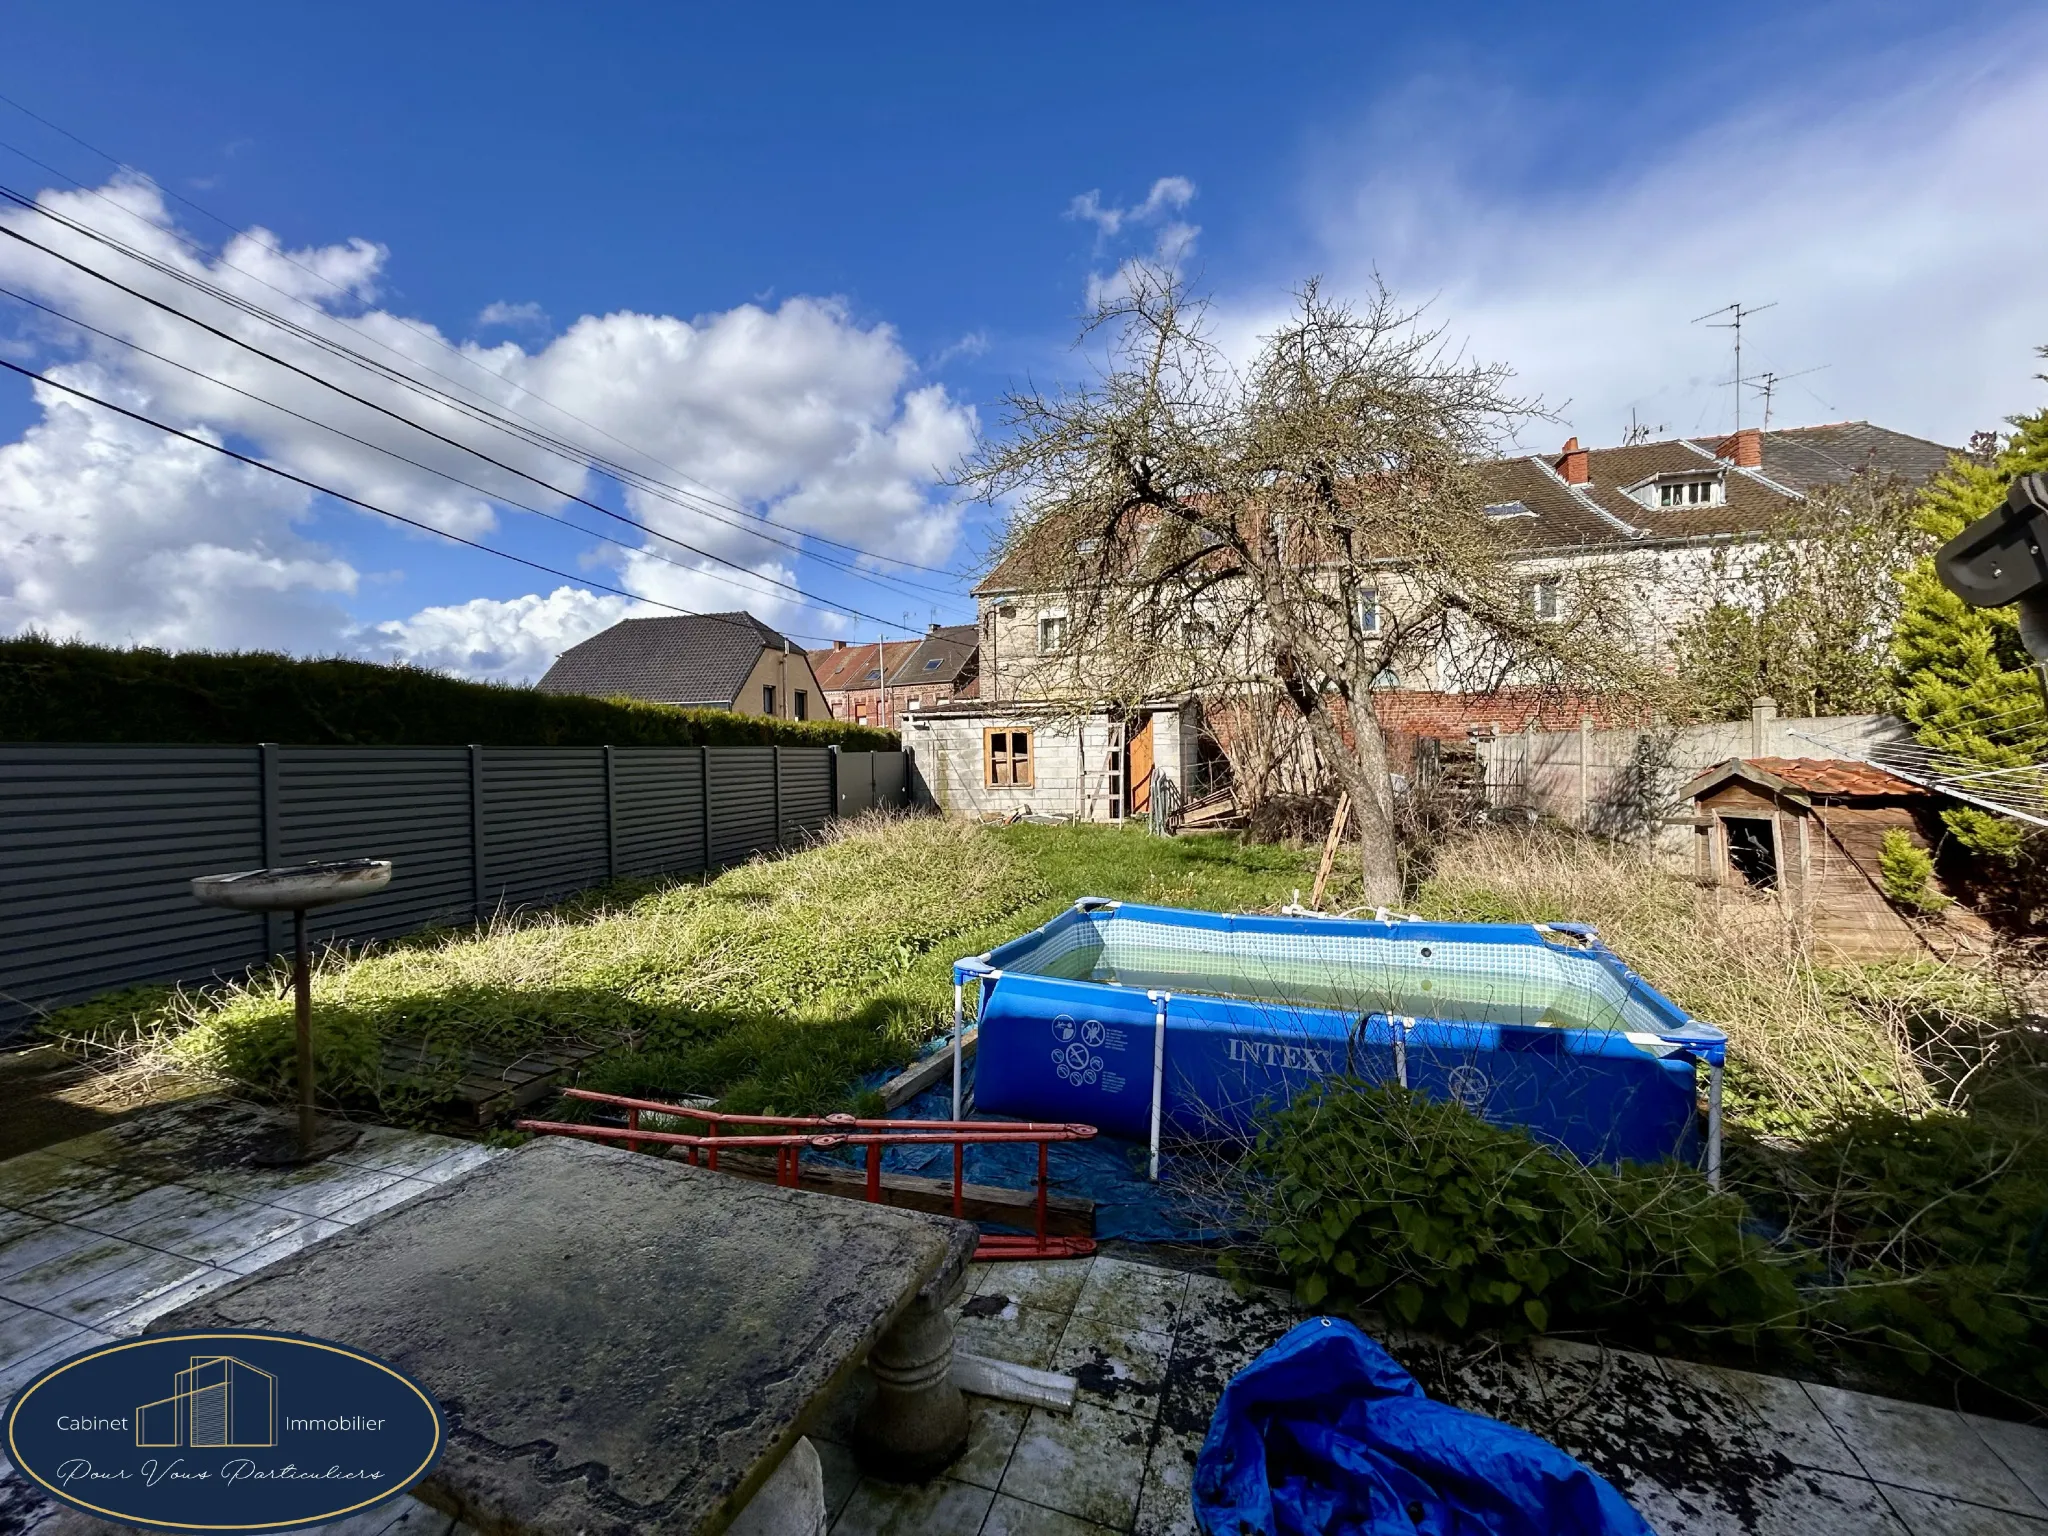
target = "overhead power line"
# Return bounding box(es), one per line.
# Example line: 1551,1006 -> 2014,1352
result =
0,104 -> 974,580
0,354 -> 858,645
0,183 -> 967,599
0,211 -> 923,636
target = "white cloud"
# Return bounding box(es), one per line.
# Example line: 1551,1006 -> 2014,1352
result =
1287,29 -> 2048,449
1070,177 -> 1203,311
0,369 -> 355,652
477,300 -> 549,330
370,586 -> 636,684
0,178 -> 974,677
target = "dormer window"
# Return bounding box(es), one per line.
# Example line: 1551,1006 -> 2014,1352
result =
1632,472 -> 1725,510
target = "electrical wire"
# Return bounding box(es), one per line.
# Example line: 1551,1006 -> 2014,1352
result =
0,211 -> 927,635
0,354 -> 876,645
0,112 -> 975,579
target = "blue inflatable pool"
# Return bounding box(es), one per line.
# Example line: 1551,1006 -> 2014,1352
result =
953,900 -> 1727,1178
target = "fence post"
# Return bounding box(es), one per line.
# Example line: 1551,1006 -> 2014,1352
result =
773,744 -> 783,848
1578,716 -> 1590,828
699,744 -> 712,875
828,744 -> 841,820
603,745 -> 618,883
259,742 -> 282,957
470,744 -> 487,921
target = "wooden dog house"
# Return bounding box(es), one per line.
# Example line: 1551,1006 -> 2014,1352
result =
1681,757 -> 1949,959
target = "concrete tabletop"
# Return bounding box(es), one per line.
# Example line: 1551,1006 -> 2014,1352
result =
156,1137 -> 978,1536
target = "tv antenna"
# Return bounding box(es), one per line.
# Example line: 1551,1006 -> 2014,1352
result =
1622,405 -> 1665,447
1691,301 -> 1776,432
1747,364 -> 1830,430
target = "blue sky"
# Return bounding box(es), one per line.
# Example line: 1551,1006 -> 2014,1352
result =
2,0 -> 2044,679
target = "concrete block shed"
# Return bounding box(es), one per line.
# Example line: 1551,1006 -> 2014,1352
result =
1680,756 -> 1962,960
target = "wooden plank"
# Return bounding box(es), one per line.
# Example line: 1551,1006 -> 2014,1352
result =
878,1029 -> 977,1110
1309,792 -> 1352,909
381,1038 -> 605,1126
707,1150 -> 1093,1235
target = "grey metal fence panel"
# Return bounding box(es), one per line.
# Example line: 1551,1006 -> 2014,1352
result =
275,748 -> 476,945
780,748 -> 834,845
0,746 -> 265,1039
707,748 -> 777,866
482,748 -> 610,908
836,752 -> 876,816
874,751 -> 908,808
613,748 -> 706,879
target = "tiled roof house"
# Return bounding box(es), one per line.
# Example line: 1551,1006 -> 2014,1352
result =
537,612 -> 828,722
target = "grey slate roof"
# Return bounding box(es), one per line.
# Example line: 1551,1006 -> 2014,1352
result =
1758,422 -> 1958,492
536,612 -> 793,706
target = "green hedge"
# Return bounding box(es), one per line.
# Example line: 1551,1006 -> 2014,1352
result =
0,636 -> 898,751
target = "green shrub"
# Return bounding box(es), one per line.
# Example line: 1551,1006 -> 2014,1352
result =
0,634 -> 895,750
1243,1080 -> 1803,1349
1877,828 -> 1950,913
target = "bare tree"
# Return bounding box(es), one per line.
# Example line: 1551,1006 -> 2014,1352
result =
961,267 -> 1657,902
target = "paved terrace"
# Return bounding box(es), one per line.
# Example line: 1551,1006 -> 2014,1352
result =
3,1098 -> 2047,1535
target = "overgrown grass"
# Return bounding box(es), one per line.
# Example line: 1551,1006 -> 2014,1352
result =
47,816 -> 1317,1120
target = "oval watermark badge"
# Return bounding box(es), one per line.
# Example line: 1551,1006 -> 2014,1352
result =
5,1332 -> 443,1532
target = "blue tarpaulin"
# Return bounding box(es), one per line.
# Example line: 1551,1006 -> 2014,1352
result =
1195,1318 -> 1652,1536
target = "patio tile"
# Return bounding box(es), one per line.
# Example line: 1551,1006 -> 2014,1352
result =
0,1234 -> 158,1311
411,1144 -> 499,1184
13,1246 -> 211,1330
950,1396 -> 1029,1491
975,1257 -> 1094,1317
0,1218 -> 108,1284
70,1181 -> 266,1247
49,1097 -> 283,1176
1000,1400 -> 1153,1530
329,1125 -> 469,1177
1134,1422 -> 1203,1536
1807,1382 -> 2048,1514
957,1299 -> 1071,1371
1654,1357 -> 1864,1478
830,1475 -> 993,1536
331,1177 -> 439,1225
0,1152 -> 102,1213
143,1201 -> 313,1267
15,1164 -> 160,1224
981,1492 -> 1122,1535
229,1163 -> 407,1219
0,1330 -> 110,1403
1072,1257 -> 1188,1338
226,1218 -> 348,1275
0,1207 -> 42,1247
1884,1487 -> 2048,1535
813,1436 -> 863,1523
99,1264 -> 241,1337
1971,1415 -> 2048,1511
0,1299 -> 88,1369
1051,1316 -> 1171,1420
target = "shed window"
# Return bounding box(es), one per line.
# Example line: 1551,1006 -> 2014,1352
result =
1724,816 -> 1778,889
985,728 -> 1034,787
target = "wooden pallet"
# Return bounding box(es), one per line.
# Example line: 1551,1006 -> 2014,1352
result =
380,1039 -> 606,1126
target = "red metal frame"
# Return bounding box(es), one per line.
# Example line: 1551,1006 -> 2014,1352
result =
518,1088 -> 1098,1261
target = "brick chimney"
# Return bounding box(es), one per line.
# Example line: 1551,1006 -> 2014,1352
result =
1556,437 -> 1589,485
832,639 -> 846,649
1712,427 -> 1762,468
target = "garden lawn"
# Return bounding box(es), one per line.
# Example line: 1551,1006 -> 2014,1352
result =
47,817 -> 1317,1120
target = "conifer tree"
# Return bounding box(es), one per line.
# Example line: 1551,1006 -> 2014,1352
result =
1893,369 -> 2048,858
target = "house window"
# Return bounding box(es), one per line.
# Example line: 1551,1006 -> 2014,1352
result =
1356,589 -> 1381,634
1657,477 -> 1723,508
1484,500 -> 1535,520
1184,617 -> 1217,647
762,684 -> 777,715
1526,578 -> 1561,621
924,657 -> 943,671
1037,614 -> 1069,654
856,704 -> 868,726
985,728 -> 1034,787
794,690 -> 808,721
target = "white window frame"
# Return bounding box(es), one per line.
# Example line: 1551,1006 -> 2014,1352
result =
1527,578 -> 1562,622
1037,612 -> 1070,654
1355,588 -> 1381,635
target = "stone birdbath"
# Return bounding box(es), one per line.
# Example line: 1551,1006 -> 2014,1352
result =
191,858 -> 392,1165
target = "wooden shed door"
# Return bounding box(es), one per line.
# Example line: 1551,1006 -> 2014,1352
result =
1128,714 -> 1155,816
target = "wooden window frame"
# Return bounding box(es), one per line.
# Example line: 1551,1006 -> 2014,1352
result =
984,727 -> 1034,788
